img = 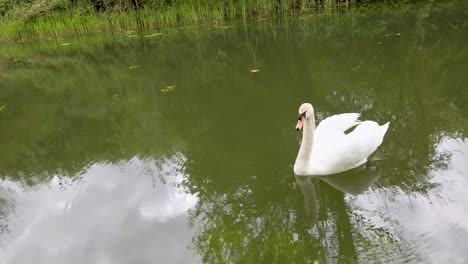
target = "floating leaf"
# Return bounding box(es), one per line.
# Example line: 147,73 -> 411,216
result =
250,69 -> 260,73
0,104 -> 7,112
129,65 -> 140,69
384,33 -> 401,37
214,25 -> 232,29
61,43 -> 70,46
161,85 -> 176,93
144,33 -> 162,38
298,14 -> 314,20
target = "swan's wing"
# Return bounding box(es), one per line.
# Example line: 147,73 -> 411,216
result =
312,120 -> 389,175
346,121 -> 389,155
336,121 -> 390,169
316,113 -> 361,133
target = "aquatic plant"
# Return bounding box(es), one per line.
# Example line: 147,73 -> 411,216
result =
0,0 -> 355,40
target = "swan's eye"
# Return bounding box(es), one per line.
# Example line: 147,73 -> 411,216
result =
298,111 -> 307,120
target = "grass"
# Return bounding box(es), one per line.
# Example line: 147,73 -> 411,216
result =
0,0 -> 356,41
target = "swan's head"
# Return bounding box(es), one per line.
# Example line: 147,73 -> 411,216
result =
296,103 -> 314,131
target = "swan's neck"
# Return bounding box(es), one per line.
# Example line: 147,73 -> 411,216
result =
295,116 -> 315,173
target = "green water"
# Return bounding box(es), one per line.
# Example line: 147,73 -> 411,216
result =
1,1 -> 468,263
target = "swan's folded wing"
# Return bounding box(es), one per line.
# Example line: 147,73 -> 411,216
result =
341,121 -> 390,165
316,113 -> 361,133
312,120 -> 389,175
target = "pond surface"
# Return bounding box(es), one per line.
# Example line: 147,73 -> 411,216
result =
1,1 -> 468,263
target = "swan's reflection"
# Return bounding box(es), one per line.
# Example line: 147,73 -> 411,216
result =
295,175 -> 318,224
316,164 -> 381,195
295,163 -> 381,223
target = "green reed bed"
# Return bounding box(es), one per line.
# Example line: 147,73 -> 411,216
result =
0,0 -> 352,41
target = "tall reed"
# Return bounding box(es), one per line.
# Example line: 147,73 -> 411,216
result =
0,0 -> 351,40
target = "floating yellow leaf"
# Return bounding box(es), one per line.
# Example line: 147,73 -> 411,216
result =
144,33 -> 162,38
250,69 -> 260,73
161,85 -> 176,93
61,43 -> 70,46
0,104 -> 7,112
129,65 -> 140,69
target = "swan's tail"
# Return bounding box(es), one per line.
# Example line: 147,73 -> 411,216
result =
373,122 -> 390,148
381,122 -> 390,137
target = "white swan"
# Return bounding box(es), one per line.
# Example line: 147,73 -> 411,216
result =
294,103 -> 389,176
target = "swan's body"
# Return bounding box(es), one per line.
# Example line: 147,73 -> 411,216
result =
294,103 -> 389,176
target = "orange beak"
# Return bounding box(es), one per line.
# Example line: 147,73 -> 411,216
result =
296,117 -> 304,131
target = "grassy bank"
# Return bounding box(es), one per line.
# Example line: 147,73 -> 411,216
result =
0,0 -> 358,40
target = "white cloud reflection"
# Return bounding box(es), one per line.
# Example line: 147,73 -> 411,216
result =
348,137 -> 468,263
0,153 -> 200,264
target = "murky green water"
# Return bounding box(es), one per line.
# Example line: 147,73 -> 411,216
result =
1,1 -> 468,263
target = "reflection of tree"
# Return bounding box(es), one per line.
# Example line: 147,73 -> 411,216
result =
188,166 -> 416,263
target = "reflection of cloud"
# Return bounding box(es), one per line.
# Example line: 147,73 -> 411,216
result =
347,137 -> 468,263
0,153 -> 200,264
